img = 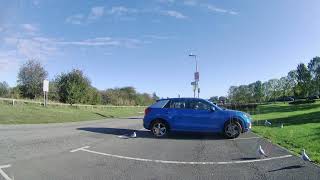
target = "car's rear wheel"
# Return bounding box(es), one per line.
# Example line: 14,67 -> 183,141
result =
224,121 -> 242,139
151,120 -> 169,138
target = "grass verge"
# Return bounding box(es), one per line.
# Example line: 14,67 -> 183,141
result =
251,101 -> 320,164
0,103 -> 145,124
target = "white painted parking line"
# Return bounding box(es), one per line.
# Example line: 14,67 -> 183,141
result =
70,146 -> 293,165
232,137 -> 260,140
0,164 -> 13,180
70,146 -> 90,153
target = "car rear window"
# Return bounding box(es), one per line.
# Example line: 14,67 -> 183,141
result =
150,100 -> 169,108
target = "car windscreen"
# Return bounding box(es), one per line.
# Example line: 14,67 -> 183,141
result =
205,100 -> 223,111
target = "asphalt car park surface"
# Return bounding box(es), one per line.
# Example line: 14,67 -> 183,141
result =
0,117 -> 319,180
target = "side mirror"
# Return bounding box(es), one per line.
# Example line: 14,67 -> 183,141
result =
210,106 -> 216,112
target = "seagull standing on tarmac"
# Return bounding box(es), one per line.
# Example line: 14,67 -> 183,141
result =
130,131 -> 137,138
258,145 -> 268,158
301,149 -> 311,162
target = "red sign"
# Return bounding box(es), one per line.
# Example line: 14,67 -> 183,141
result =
194,72 -> 199,81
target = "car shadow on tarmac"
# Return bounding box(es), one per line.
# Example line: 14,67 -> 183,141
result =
268,165 -> 304,172
77,127 -> 227,140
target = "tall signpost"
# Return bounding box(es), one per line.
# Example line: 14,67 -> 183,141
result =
189,53 -> 199,98
43,80 -> 49,107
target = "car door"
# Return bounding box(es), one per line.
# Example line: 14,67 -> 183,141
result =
185,99 -> 219,132
168,99 -> 197,131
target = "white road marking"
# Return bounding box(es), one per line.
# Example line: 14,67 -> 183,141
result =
71,146 -> 293,165
232,137 -> 260,140
70,146 -> 90,153
0,164 -> 12,180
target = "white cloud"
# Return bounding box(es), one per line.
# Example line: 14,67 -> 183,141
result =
203,4 -> 238,15
65,7 -> 105,25
66,6 -> 139,24
161,10 -> 187,19
4,36 -> 57,60
0,50 -> 21,71
88,6 -> 105,20
21,24 -> 38,32
2,34 -> 148,65
65,14 -> 85,25
58,37 -> 120,46
109,6 -> 138,16
156,0 -> 239,16
143,35 -> 173,40
57,37 -> 147,48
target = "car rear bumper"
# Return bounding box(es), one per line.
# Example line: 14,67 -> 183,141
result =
143,118 -> 150,130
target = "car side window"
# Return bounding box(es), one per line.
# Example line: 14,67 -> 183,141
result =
188,100 -> 210,111
169,100 -> 186,109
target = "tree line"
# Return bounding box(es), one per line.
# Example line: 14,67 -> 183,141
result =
0,60 -> 159,106
227,57 -> 320,103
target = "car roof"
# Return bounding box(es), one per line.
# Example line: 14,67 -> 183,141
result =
157,98 -> 207,101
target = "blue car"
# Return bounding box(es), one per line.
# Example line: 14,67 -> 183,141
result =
143,98 -> 252,139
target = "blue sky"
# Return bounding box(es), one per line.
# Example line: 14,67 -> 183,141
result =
1,0 -> 320,98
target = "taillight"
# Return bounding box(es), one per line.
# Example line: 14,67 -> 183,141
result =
144,108 -> 151,116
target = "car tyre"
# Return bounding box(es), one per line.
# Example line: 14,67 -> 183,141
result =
224,120 -> 242,139
150,120 -> 169,138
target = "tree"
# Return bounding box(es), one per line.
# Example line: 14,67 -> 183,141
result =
0,81 -> 9,97
17,60 -> 48,99
296,63 -> 312,97
209,96 -> 219,103
287,70 -> 298,97
9,86 -> 21,99
237,85 -> 250,103
86,87 -> 101,105
56,69 -> 91,105
227,86 -> 238,103
253,81 -> 263,103
101,87 -> 155,106
48,80 -> 60,102
267,79 -> 281,102
308,57 -> 320,95
278,76 -> 293,102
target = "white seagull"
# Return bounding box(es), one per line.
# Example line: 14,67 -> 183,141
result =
258,145 -> 267,157
280,123 -> 284,128
301,149 -> 311,162
265,120 -> 272,126
130,131 -> 137,138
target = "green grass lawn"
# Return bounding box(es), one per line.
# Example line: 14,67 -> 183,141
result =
0,103 -> 145,124
251,101 -> 320,164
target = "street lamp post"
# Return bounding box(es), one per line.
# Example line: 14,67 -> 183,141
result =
189,53 -> 199,98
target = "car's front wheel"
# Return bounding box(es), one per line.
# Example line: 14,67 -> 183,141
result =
224,121 -> 242,139
151,120 -> 169,138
